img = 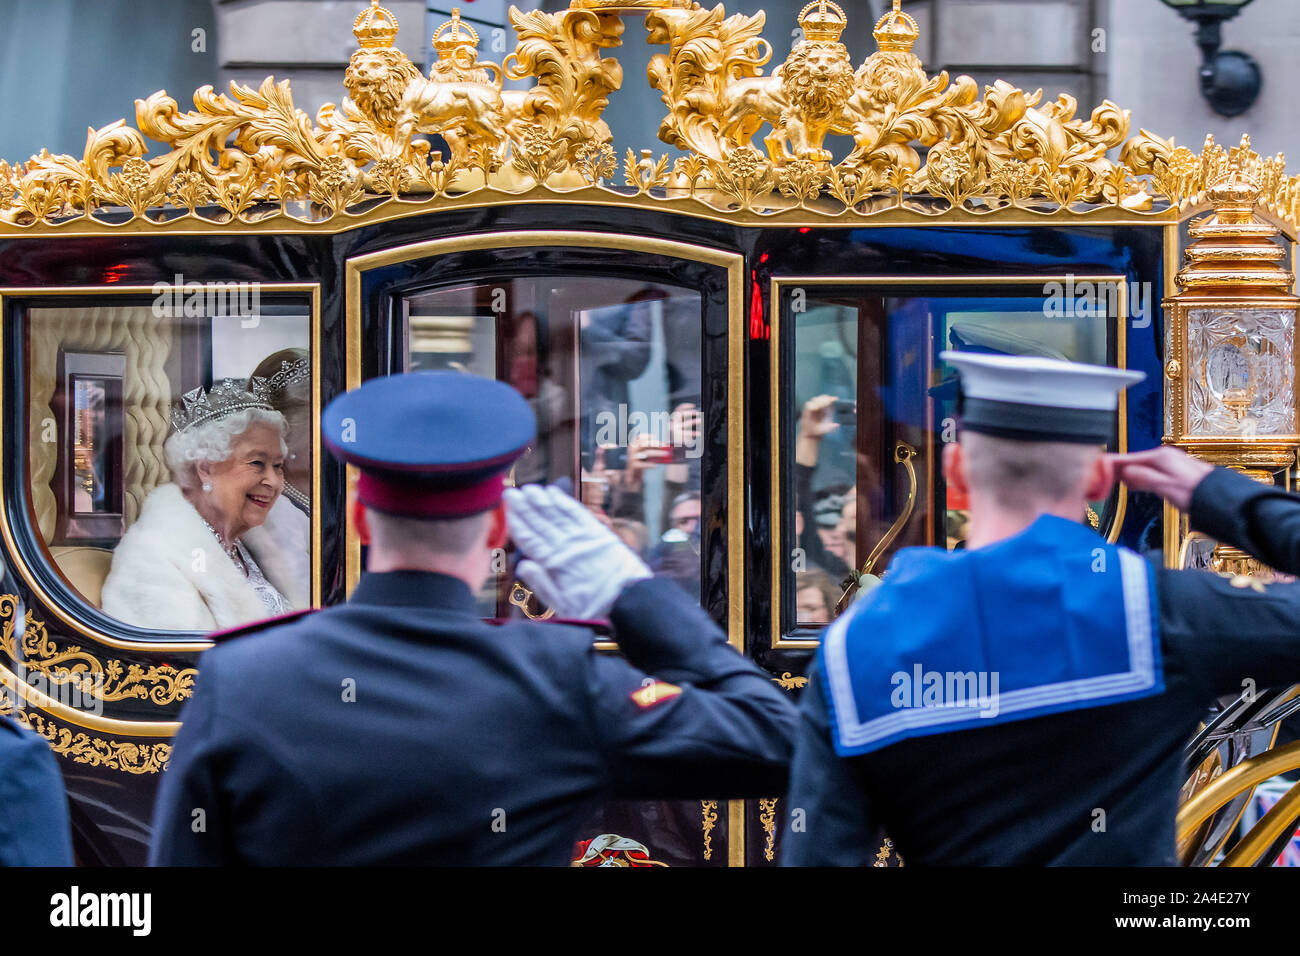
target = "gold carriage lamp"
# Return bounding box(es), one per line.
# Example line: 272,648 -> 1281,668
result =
1163,138 -> 1300,573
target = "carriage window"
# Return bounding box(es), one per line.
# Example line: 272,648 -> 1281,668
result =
401,277 -> 703,617
22,295 -> 314,632
788,284 -> 1118,630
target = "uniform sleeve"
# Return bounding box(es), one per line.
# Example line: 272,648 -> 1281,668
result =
0,724 -> 75,866
148,654 -> 323,866
780,657 -> 878,866
1188,467 -> 1300,576
585,578 -> 797,798
1159,567 -> 1300,700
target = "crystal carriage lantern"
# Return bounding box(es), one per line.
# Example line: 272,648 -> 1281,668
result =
1164,138 -> 1300,473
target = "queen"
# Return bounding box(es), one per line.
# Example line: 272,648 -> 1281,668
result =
101,378 -> 308,631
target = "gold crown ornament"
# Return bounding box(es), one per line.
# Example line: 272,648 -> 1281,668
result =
353,0 -> 400,49
874,0 -> 920,54
567,0 -> 694,10
170,378 -> 275,434
433,9 -> 479,60
1204,133 -> 1264,202
1177,135 -> 1293,296
798,1 -> 848,44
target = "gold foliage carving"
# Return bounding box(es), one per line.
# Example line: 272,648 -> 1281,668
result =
1123,131 -> 1300,227
0,0 -> 1295,232
0,694 -> 170,775
701,799 -> 718,860
1,595 -> 196,707
759,796 -> 777,862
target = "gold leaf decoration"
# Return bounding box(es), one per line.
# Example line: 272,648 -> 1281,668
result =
0,693 -> 169,775
701,799 -> 718,860
574,140 -> 616,184
777,159 -> 825,203
713,145 -> 775,210
759,796 -> 778,862
623,148 -> 670,194
0,594 -> 196,707
0,1 -> 1294,231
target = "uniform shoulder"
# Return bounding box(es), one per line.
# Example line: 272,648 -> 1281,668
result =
0,715 -> 58,765
488,615 -> 609,659
0,713 -> 32,740
208,608 -> 318,645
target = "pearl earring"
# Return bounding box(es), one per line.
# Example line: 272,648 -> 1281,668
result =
202,482 -> 212,492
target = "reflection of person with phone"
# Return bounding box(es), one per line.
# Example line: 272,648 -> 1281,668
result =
796,395 -> 851,582
650,491 -> 702,601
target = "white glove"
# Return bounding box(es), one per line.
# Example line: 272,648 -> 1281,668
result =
503,483 -> 652,620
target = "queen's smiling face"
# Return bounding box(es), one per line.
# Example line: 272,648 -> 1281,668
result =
196,422 -> 286,534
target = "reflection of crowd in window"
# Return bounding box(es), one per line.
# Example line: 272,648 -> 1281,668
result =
581,406 -> 703,602
573,286 -> 704,602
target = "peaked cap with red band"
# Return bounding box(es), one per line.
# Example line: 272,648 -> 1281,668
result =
322,371 -> 536,518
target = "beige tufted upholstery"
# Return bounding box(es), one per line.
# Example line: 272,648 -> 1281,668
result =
28,306 -> 174,543
48,546 -> 115,608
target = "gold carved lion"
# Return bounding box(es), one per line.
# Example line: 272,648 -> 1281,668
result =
344,46 -> 510,163
720,40 -> 856,164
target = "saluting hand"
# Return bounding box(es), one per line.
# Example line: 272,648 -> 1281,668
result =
504,483 -> 652,620
1108,446 -> 1214,511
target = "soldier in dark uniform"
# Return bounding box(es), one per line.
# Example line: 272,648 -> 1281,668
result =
0,713 -> 75,865
784,352 -> 1300,866
149,371 -> 795,865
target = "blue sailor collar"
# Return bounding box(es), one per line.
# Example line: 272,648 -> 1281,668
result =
820,514 -> 1164,757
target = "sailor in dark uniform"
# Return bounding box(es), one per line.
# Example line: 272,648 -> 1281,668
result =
0,713 -> 75,865
149,371 -> 795,865
783,352 -> 1300,866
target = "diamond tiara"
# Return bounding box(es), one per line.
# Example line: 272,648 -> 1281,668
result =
170,378 -> 275,434
266,357 -> 310,398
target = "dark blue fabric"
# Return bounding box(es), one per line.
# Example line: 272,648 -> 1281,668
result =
148,573 -> 795,865
0,715 -> 74,865
783,468 -> 1300,865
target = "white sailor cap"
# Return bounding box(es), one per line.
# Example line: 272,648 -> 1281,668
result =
940,351 -> 1145,445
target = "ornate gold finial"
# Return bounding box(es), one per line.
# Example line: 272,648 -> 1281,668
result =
433,8 -> 479,60
874,0 -> 919,53
798,1 -> 847,44
1204,133 -> 1264,208
353,0 -> 399,50
1176,133 -> 1293,297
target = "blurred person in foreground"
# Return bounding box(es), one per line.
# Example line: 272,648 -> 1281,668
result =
149,371 -> 795,865
0,711 -> 74,865
785,352 -> 1300,865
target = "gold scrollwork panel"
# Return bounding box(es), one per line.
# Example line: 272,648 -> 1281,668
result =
1,1 -> 1295,234
0,594 -> 196,707
0,692 -> 170,774
701,799 -> 718,861
758,796 -> 778,862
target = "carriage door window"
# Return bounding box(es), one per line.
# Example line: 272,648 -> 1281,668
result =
783,280 -> 1122,637
20,295 -> 315,633
401,277 -> 703,618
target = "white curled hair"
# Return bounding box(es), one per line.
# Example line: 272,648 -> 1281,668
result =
165,408 -> 288,491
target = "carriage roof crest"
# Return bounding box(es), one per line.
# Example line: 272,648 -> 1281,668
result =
0,0 -> 1294,235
